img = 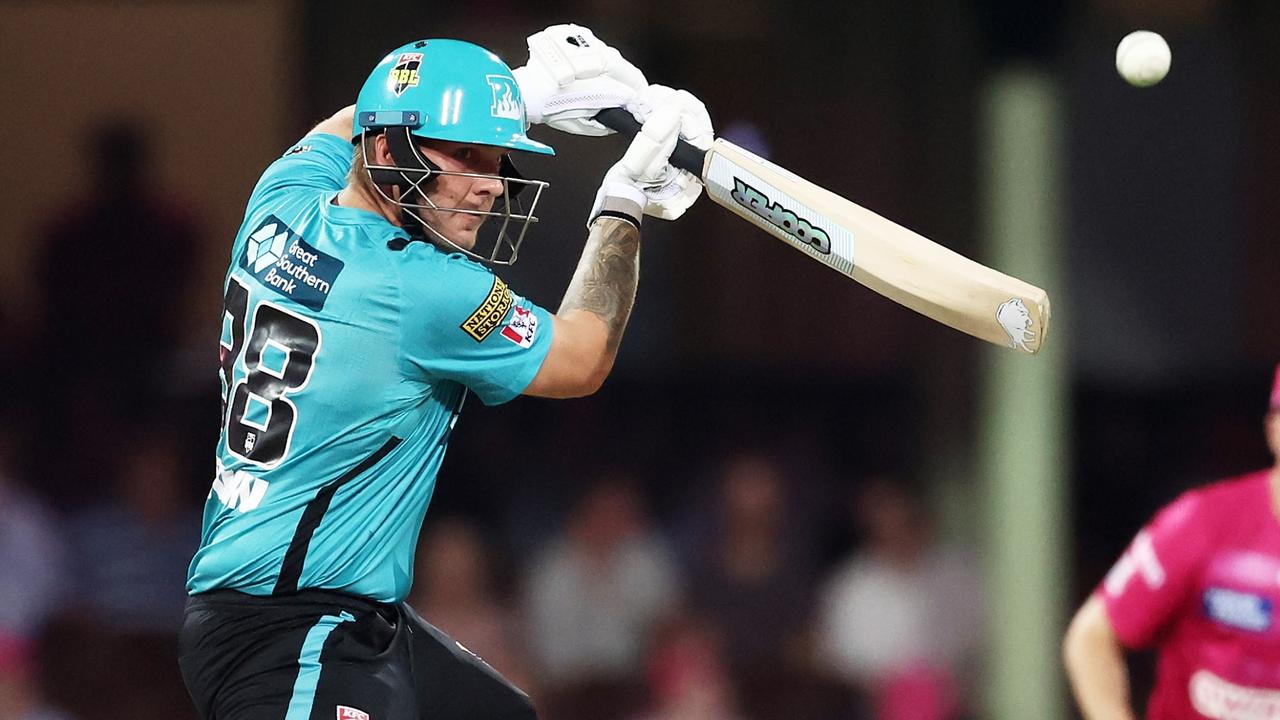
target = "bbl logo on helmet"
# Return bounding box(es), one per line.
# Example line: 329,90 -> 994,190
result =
486,74 -> 522,120
388,53 -> 422,97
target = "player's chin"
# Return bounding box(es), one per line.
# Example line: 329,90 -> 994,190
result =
443,228 -> 481,254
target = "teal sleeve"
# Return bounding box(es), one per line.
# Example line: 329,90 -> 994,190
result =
397,246 -> 554,406
248,133 -> 353,208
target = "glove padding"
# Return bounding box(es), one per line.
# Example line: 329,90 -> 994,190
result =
590,104 -> 700,226
626,84 -> 714,151
513,24 -> 648,136
608,85 -> 712,220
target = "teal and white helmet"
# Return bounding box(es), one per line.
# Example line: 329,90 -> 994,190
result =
354,39 -> 553,264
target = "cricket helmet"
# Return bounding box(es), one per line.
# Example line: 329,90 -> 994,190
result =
353,39 -> 552,264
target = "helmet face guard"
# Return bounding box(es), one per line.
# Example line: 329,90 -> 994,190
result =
353,39 -> 555,265
361,127 -> 548,264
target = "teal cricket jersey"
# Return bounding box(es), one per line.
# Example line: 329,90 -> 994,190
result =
186,132 -> 554,603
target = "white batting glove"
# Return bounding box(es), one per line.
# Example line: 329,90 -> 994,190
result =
606,84 -> 712,220
626,84 -> 714,151
590,104 -> 701,226
512,24 -> 648,136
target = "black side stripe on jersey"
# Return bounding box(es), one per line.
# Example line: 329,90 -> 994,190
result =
273,436 -> 403,595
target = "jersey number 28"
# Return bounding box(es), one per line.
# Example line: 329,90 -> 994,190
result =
220,277 -> 321,467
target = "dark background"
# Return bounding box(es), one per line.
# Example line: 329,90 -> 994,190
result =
0,1 -> 1277,719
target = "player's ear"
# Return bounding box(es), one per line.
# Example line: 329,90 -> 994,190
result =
372,133 -> 395,165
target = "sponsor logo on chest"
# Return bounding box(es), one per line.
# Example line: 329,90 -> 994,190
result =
1203,587 -> 1274,633
241,216 -> 344,310
1190,670 -> 1280,720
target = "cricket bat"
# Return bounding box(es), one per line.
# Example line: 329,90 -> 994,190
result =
595,108 -> 1051,354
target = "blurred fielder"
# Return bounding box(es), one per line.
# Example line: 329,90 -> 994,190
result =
178,25 -> 711,720
1064,365 -> 1280,720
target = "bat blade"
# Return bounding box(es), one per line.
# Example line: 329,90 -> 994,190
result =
702,139 -> 1050,354
593,109 -> 1051,354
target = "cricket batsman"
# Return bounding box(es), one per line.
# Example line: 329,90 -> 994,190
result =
178,25 -> 712,720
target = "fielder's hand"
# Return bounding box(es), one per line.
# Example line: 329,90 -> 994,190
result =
513,24 -> 648,136
590,102 -> 704,226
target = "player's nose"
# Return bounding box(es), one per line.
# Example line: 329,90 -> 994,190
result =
472,174 -> 505,197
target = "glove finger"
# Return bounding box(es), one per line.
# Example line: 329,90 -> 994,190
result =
546,118 -> 614,137
601,47 -> 648,90
529,24 -> 612,82
618,104 -> 682,181
527,33 -> 576,85
673,89 -> 715,150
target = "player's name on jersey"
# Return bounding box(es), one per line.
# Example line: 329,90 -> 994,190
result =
243,216 -> 346,310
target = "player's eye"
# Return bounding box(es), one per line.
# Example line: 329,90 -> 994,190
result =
454,147 -> 475,162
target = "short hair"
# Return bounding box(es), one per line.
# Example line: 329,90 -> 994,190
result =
347,134 -> 375,191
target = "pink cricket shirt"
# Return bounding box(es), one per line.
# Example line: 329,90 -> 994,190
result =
1099,470 -> 1280,719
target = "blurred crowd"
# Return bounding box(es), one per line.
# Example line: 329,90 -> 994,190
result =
0,426 -> 986,720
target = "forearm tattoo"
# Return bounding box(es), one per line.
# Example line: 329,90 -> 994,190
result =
560,217 -> 641,352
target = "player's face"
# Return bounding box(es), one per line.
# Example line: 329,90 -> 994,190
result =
414,140 -> 507,251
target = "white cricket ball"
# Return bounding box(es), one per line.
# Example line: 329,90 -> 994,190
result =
1116,30 -> 1171,87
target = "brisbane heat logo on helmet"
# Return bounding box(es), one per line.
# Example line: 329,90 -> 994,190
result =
996,298 -> 1037,352
486,75 -> 522,121
388,53 -> 422,97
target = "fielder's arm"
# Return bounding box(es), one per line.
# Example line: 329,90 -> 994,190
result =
1063,595 -> 1138,720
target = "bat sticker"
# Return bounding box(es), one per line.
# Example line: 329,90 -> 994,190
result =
730,178 -> 831,254
996,298 -> 1037,352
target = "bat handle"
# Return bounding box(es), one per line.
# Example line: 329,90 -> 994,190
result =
594,107 -> 708,176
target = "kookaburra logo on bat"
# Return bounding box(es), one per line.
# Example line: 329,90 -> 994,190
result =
730,178 -> 831,254
997,298 -> 1037,352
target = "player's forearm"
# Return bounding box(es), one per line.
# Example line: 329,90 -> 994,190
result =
1063,597 -> 1138,720
558,216 -> 640,355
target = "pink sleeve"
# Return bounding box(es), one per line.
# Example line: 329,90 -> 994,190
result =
1096,491 -> 1210,649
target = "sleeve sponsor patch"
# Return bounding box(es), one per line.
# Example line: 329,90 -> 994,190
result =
500,304 -> 539,348
460,276 -> 513,342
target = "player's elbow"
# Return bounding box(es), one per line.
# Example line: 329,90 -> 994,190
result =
1062,596 -> 1115,674
521,314 -> 617,399
1062,617 -> 1086,676
527,357 -> 613,399
573,362 -> 612,397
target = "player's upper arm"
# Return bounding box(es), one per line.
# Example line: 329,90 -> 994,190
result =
1064,595 -> 1122,662
1094,491 -> 1209,648
520,310 -> 615,399
247,107 -> 357,207
397,249 -> 555,405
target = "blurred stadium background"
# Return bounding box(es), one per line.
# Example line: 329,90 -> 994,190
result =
1,1 -> 1278,719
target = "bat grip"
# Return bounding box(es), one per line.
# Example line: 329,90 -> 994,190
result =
594,107 -> 707,176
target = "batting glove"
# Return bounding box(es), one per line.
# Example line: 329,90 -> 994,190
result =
591,103 -> 701,227
513,24 -> 648,136
611,84 -> 712,220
